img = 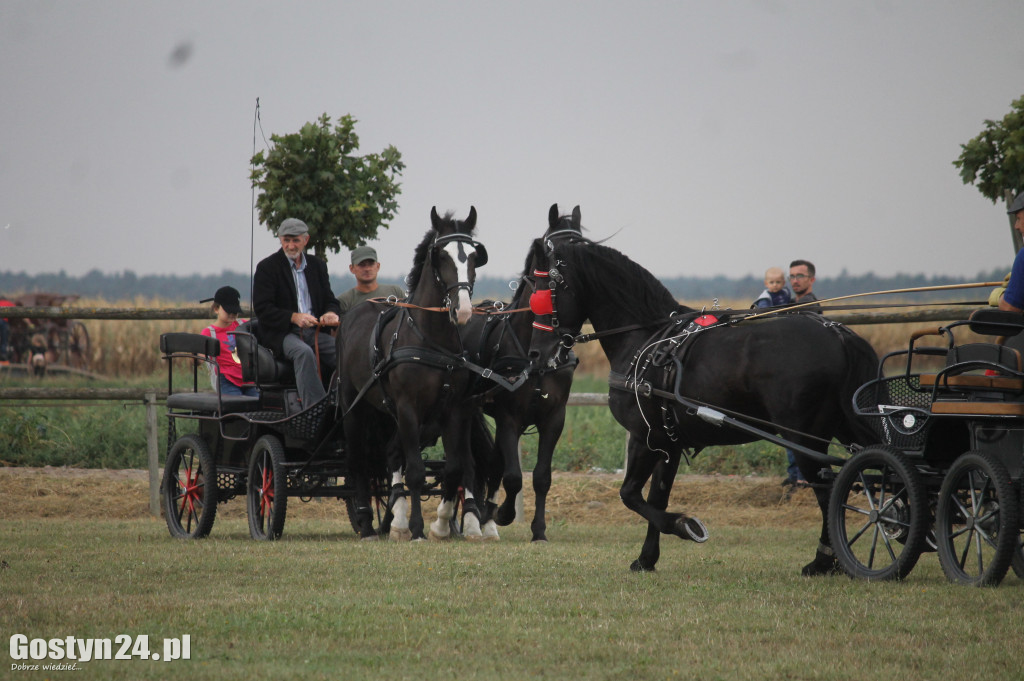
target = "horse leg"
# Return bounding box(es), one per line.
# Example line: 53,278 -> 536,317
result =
620,439 -> 705,572
388,470 -> 412,542
529,407 -> 566,542
795,451 -> 841,577
492,411 -> 523,527
395,408 -> 427,541
470,410 -> 502,539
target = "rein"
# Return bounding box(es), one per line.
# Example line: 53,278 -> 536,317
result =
366,296 -> 532,315
744,281 -> 1005,321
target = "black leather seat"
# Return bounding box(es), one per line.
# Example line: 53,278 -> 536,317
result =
159,332 -> 260,414
234,320 -> 295,388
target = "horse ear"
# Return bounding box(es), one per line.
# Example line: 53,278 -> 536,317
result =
571,206 -> 581,230
465,206 -> 477,231
549,204 -> 559,229
430,206 -> 441,228
531,237 -> 547,267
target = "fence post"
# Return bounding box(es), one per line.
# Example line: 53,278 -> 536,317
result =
144,391 -> 159,516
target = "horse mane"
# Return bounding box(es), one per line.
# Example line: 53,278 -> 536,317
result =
404,228 -> 437,295
405,210 -> 478,295
557,242 -> 691,320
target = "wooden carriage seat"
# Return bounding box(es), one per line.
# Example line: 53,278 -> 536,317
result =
160,332 -> 260,414
922,341 -> 1024,415
233,322 -> 295,389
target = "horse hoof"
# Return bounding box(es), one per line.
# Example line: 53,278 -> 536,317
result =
801,550 -> 842,577
360,534 -> 379,542
673,516 -> 709,543
428,529 -> 451,541
481,521 -> 500,541
389,527 -> 412,542
630,559 -> 656,573
494,507 -> 517,527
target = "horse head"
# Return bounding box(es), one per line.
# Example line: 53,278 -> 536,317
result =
525,216 -> 588,366
408,206 -> 487,325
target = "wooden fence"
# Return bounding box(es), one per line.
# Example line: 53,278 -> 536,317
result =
0,304 -> 983,516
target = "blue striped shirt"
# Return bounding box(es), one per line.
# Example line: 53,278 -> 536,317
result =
290,253 -> 313,315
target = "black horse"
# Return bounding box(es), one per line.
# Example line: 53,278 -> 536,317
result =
338,207 -> 488,541
527,238 -> 879,574
460,204 -> 583,541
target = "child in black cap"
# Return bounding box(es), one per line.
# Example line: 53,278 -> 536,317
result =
200,286 -> 258,397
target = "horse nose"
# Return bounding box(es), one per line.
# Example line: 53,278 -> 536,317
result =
528,349 -> 541,361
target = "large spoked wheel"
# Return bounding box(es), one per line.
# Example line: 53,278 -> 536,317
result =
162,433 -> 218,539
828,446 -> 928,581
935,450 -> 1018,586
247,435 -> 288,541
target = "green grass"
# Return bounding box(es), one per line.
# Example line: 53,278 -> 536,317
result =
3,518 -> 1024,680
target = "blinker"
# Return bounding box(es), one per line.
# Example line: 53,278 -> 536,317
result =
530,289 -> 554,315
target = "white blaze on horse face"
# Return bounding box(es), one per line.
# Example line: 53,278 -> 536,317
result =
442,241 -> 473,325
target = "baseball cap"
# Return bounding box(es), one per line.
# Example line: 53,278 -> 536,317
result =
200,286 -> 242,315
1008,191 -> 1024,215
351,246 -> 378,265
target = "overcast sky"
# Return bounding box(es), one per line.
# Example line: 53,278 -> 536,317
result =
2,1 -> 1023,287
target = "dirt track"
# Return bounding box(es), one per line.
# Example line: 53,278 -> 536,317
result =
0,466 -> 821,526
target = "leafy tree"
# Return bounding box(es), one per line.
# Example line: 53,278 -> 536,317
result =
250,113 -> 405,264
954,95 -> 1024,204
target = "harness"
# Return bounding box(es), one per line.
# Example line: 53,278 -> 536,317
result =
602,311 -> 857,463
343,302 -> 528,418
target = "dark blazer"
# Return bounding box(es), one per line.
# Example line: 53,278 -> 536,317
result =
252,249 -> 341,355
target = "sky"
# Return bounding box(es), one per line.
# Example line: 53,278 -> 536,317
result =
2,1 -> 1024,288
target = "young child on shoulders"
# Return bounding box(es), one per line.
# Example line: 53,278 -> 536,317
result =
200,286 -> 258,397
752,266 -> 793,309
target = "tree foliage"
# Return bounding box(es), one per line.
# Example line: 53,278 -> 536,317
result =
250,113 -> 405,264
954,95 -> 1024,204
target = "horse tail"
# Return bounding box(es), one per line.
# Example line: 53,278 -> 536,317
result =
836,326 -> 880,447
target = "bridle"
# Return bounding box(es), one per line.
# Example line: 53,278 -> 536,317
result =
432,232 -> 488,323
528,235 -> 579,351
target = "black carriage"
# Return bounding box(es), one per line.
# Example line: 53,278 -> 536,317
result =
828,308 -> 1024,585
158,326 -> 447,541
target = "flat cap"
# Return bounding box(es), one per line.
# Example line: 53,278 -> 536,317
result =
277,217 -> 309,237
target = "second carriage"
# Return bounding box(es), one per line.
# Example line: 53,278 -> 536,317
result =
828,307 -> 1024,585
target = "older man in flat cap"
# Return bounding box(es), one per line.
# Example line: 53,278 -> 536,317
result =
998,192 -> 1024,313
252,217 -> 341,409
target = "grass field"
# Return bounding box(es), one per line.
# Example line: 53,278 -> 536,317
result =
2,468 -> 1024,680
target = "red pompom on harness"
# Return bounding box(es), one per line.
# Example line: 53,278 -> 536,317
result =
693,314 -> 718,327
530,268 -> 555,323
530,289 -> 553,316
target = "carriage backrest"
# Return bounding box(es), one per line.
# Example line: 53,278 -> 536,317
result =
160,332 -> 219,358
945,343 -> 1022,373
233,321 -> 294,386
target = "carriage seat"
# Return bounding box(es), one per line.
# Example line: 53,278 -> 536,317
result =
923,335 -> 1024,416
160,332 -> 260,414
233,321 -> 295,388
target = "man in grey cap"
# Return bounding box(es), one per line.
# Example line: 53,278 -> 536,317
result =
998,191 -> 1024,312
252,217 -> 341,409
337,245 -> 406,318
